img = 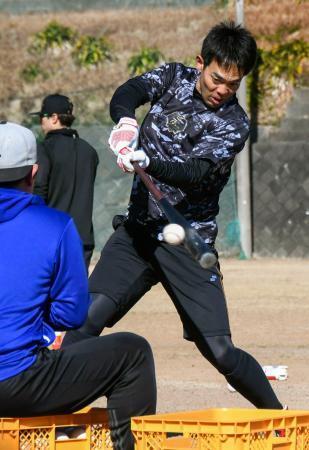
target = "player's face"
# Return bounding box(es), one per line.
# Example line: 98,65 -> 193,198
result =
195,57 -> 243,108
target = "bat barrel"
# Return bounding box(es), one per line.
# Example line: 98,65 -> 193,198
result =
199,252 -> 218,269
133,165 -> 217,269
184,227 -> 217,269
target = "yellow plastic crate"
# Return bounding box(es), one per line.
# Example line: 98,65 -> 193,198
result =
131,408 -> 309,449
0,407 -> 113,450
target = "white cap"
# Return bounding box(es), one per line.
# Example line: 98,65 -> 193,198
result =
0,121 -> 37,182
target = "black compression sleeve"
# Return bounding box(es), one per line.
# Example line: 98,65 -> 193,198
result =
110,77 -> 150,123
145,158 -> 211,189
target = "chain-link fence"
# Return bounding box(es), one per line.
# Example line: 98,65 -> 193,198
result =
0,0 -> 213,14
76,123 -> 241,257
251,87 -> 309,258
29,84 -> 309,260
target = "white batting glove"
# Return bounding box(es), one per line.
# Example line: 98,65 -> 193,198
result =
108,117 -> 139,156
117,147 -> 135,172
117,149 -> 150,173
129,149 -> 150,169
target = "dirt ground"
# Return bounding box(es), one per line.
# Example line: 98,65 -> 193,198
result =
92,258 -> 309,413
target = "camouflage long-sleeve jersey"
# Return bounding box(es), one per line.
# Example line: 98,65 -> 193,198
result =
110,62 -> 250,245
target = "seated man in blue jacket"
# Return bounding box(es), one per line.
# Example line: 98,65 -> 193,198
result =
0,122 -> 156,450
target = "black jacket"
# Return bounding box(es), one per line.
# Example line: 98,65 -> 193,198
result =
34,128 -> 99,248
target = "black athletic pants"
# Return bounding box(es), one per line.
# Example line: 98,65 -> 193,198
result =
0,333 -> 156,450
64,224 -> 283,410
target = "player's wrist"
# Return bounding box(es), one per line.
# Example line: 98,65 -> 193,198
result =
118,117 -> 138,129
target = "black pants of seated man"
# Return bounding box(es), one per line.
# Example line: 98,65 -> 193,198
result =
0,332 -> 156,450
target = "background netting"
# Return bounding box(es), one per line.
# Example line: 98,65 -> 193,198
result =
75,123 -> 241,257
0,0 -> 214,14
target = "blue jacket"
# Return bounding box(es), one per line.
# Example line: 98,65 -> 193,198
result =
0,188 -> 89,381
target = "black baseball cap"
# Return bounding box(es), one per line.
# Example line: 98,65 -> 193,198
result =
29,94 -> 73,117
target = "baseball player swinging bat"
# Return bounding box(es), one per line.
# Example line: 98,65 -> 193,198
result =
132,162 -> 217,269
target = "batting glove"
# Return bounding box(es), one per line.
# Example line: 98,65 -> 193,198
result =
117,149 -> 150,173
117,147 -> 135,172
108,117 -> 139,157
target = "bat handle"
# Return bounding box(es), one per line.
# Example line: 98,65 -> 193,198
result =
132,162 -> 163,200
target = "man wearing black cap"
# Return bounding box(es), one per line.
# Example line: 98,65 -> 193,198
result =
31,94 -> 99,269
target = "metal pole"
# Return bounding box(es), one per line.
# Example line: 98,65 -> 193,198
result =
235,0 -> 252,258
235,0 -> 244,24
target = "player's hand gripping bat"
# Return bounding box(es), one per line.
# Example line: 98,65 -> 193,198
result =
132,162 -> 217,269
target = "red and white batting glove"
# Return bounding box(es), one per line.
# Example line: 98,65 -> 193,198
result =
108,117 -> 139,157
117,149 -> 150,173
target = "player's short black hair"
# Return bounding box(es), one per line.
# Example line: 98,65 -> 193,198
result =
201,21 -> 257,75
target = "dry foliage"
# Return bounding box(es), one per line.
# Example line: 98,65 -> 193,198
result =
0,0 -> 308,122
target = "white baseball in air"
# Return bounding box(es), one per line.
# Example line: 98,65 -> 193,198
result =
162,223 -> 185,245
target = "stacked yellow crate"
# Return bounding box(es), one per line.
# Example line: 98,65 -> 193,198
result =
131,408 -> 309,449
0,407 -> 113,450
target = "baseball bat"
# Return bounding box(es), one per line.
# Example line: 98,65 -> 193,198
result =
132,162 -> 217,269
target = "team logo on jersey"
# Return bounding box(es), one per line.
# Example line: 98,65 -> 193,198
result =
166,112 -> 187,135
